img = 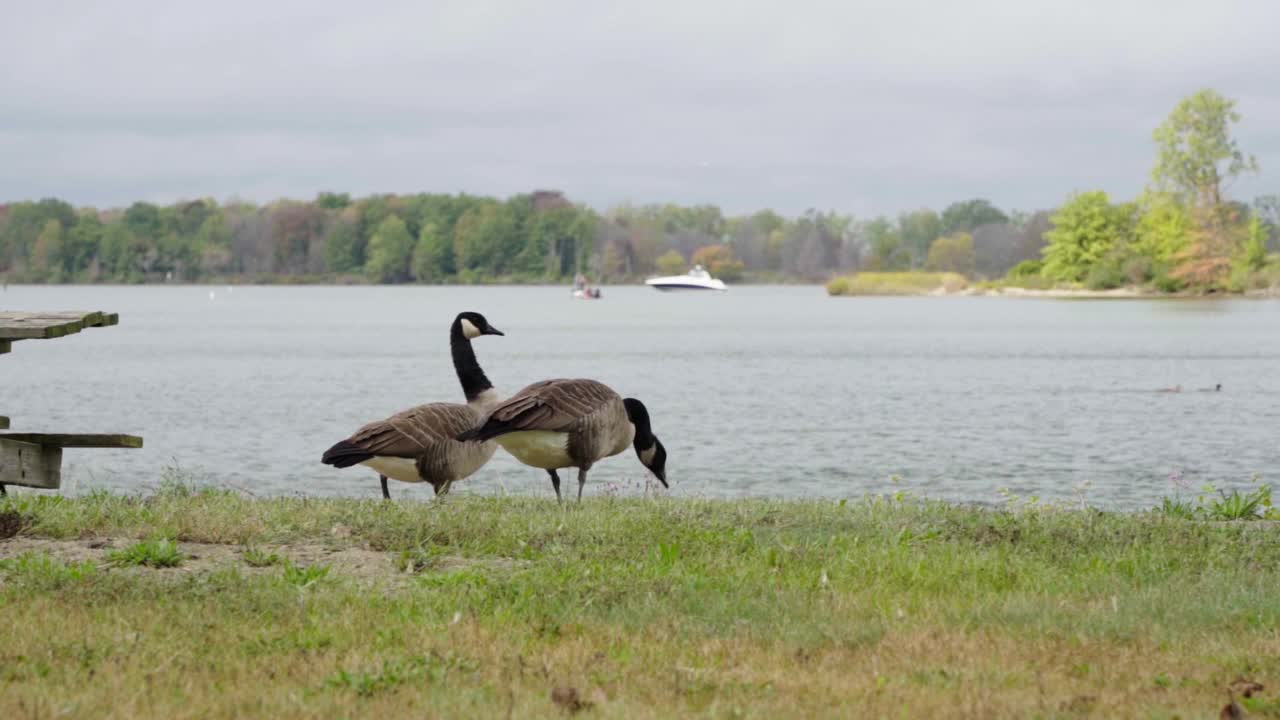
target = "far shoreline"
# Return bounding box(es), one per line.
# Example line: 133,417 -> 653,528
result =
5,280 -> 1280,299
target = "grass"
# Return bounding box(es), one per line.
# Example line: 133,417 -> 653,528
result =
1,485 -> 1278,717
242,545 -> 282,567
104,537 -> 185,568
1158,482 -> 1275,522
282,560 -> 330,588
826,271 -> 968,296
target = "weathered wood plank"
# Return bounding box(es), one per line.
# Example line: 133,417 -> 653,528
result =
0,340 -> 10,354
0,416 -> 8,430
0,311 -> 117,341
0,433 -> 143,449
0,438 -> 62,490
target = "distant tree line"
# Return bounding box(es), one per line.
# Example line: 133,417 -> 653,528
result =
0,92 -> 1273,289
0,189 -> 1063,285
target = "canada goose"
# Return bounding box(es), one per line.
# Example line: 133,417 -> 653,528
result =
320,311 -> 504,499
457,378 -> 667,502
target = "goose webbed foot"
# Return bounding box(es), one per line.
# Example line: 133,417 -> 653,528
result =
380,475 -> 390,500
547,469 -> 562,502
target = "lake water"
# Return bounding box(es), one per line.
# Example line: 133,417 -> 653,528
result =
2,285 -> 1277,508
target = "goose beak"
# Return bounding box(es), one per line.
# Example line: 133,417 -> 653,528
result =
484,326 -> 505,336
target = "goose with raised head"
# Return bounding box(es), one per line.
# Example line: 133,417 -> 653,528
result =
457,378 -> 667,502
321,311 -> 504,499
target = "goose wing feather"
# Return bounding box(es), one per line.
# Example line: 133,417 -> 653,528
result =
347,402 -> 481,458
470,379 -> 619,438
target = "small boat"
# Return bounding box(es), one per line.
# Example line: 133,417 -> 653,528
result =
644,265 -> 727,292
572,274 -> 602,299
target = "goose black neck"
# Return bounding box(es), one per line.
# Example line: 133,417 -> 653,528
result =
450,321 -> 493,402
624,398 -> 655,449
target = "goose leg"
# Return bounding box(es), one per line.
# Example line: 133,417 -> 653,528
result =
546,469 -> 562,502
576,468 -> 588,503
380,475 -> 390,500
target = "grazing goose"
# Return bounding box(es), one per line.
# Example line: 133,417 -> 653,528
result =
320,311 -> 504,499
457,378 -> 667,502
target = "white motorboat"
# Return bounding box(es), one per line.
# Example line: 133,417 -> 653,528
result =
644,265 -> 727,292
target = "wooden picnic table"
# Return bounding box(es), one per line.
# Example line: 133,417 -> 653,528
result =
0,310 -> 142,493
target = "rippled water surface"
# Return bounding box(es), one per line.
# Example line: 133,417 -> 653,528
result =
2,285 -> 1277,507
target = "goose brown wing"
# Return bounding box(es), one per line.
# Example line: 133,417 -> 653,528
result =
346,403 -> 481,458
461,379 -> 619,440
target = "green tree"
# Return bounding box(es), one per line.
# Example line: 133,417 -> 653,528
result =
925,233 -> 976,275
1148,91 -> 1260,289
863,217 -> 907,271
123,201 -> 165,240
1133,194 -> 1193,266
1041,191 -> 1124,282
1239,214 -> 1268,272
655,249 -> 685,275
691,244 -> 745,282
411,222 -> 453,282
316,192 -> 352,210
66,212 -> 104,277
364,215 -> 413,282
1151,89 -> 1258,210
323,219 -> 360,273
941,199 -> 1008,234
31,219 -> 66,280
898,209 -> 943,266
195,211 -> 231,249
452,203 -> 517,274
0,199 -> 75,270
99,224 -> 138,279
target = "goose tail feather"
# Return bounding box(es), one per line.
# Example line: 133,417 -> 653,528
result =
321,440 -> 374,468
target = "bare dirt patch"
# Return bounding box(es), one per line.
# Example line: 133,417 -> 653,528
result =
0,536 -> 518,585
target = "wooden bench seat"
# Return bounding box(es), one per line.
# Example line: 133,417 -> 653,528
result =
0,433 -> 143,493
0,433 -> 143,449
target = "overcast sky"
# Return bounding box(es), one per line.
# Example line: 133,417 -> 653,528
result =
2,0 -> 1276,216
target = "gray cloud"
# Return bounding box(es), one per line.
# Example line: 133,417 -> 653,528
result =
1,0 -> 1276,215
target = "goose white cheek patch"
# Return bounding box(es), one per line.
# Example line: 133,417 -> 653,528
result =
640,445 -> 657,465
460,318 -> 481,338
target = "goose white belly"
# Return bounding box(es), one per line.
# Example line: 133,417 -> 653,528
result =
496,431 -> 573,469
360,440 -> 497,484
361,456 -> 423,483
